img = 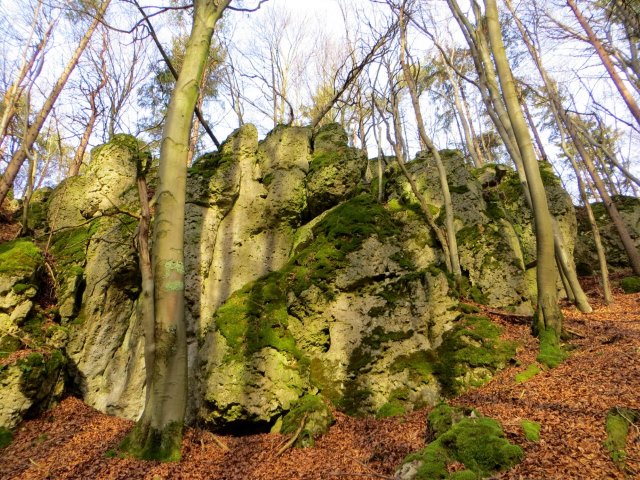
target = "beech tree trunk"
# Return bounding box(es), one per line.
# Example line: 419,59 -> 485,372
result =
484,0 -> 564,351
120,0 -> 230,461
398,5 -> 461,280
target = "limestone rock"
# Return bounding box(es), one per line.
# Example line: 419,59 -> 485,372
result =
575,195 -> 640,271
306,123 -> 366,217
0,352 -> 65,429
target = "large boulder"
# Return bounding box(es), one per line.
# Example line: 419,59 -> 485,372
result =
575,195 -> 640,272
48,135 -> 146,419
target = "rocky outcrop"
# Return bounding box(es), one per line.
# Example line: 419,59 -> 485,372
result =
575,195 -> 640,273
0,240 -> 66,430
0,123 -> 582,433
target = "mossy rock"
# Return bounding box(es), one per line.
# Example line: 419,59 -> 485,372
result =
0,239 -> 42,277
620,276 -> 640,294
432,315 -> 517,396
604,407 -> 640,468
398,404 -> 523,479
280,394 -> 334,448
16,350 -> 66,398
0,335 -> 23,359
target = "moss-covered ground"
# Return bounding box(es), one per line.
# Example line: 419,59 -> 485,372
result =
603,407 -> 640,468
402,403 -> 523,479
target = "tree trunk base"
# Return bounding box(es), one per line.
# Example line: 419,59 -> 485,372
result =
120,419 -> 183,462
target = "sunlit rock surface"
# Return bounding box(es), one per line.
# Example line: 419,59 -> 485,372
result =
0,123 -> 582,430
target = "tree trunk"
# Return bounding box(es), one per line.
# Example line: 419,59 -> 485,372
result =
120,0 -> 230,461
505,0 -> 593,313
484,0 -> 564,360
0,0 -> 110,207
382,97 -> 453,274
567,0 -> 640,126
399,6 -> 461,280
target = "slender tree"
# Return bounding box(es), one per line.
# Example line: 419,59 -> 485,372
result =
120,0 -> 231,461
483,0 -> 564,364
0,0 -> 111,207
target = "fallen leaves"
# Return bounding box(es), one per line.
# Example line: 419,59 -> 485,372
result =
1,275 -> 639,479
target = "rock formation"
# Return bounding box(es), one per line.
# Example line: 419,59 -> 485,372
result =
0,124 -> 581,436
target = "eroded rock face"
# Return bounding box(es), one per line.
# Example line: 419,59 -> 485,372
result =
575,196 -> 640,272
0,123 -> 583,432
48,135 -> 146,419
386,153 -> 577,315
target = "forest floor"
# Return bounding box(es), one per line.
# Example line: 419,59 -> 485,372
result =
1,275 -> 639,479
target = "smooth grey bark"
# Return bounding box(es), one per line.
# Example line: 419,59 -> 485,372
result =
398,4 -> 461,280
484,0 -> 564,343
121,0 -> 230,461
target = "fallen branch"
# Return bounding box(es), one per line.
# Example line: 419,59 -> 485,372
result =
275,413 -> 308,457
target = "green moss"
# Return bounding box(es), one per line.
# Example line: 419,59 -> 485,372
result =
12,283 -> 33,294
309,358 -> 342,404
521,420 -> 540,442
280,394 -> 334,448
448,184 -> 470,195
427,403 -> 468,440
604,408 -> 640,467
189,151 -> 234,178
348,326 -> 414,374
433,315 -> 517,396
390,250 -> 417,271
620,276 -> 640,293
0,335 -> 23,359
458,303 -> 480,314
120,420 -> 183,462
336,386 -> 372,416
405,405 -> 523,479
377,401 -> 407,419
0,427 -> 12,449
536,329 -> 567,368
218,275 -> 297,355
308,150 -> 343,175
0,239 -> 42,275
515,364 -> 541,384
391,350 -> 434,381
17,350 -> 66,396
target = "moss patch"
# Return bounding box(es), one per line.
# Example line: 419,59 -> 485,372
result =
536,329 -> 567,369
433,315 -> 517,396
280,394 -> 334,448
0,427 -> 12,449
620,276 -> 640,294
213,194 -> 400,364
604,407 -> 640,468
521,420 -> 541,442
402,403 -> 523,479
0,239 -> 42,276
515,364 -> 541,384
